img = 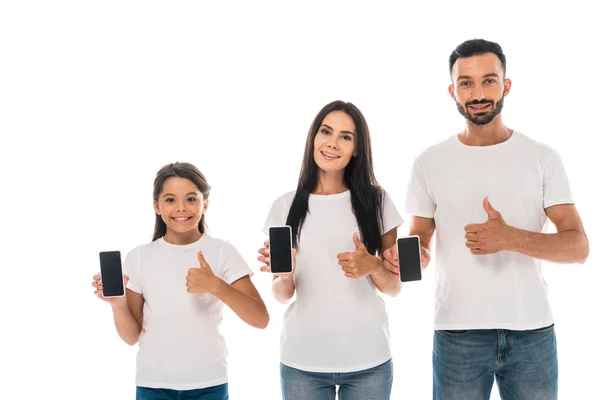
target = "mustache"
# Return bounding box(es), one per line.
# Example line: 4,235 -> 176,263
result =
465,99 -> 494,107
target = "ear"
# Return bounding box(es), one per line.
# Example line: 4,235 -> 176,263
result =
202,198 -> 209,214
503,78 -> 512,97
153,200 -> 161,215
448,83 -> 455,100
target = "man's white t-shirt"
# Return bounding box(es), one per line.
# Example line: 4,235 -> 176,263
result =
263,189 -> 404,373
124,234 -> 253,390
406,131 -> 574,330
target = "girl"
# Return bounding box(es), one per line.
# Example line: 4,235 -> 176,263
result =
92,162 -> 269,400
259,101 -> 404,400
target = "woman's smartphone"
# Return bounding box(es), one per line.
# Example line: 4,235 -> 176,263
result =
397,236 -> 422,282
268,226 -> 293,274
99,251 -> 125,297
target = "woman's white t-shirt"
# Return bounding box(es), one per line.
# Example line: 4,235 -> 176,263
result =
263,189 -> 403,373
124,234 -> 253,390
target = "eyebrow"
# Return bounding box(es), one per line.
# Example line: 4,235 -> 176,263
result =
162,192 -> 199,197
457,73 -> 500,81
321,124 -> 355,136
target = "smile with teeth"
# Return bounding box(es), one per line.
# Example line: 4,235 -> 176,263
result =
171,216 -> 192,223
321,151 -> 340,159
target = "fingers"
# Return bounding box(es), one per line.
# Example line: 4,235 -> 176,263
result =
464,224 -> 481,233
336,252 -> 351,261
464,232 -> 477,240
465,240 -> 479,249
197,251 -> 210,268
470,248 -> 488,255
257,255 -> 270,265
264,240 -> 270,249
337,260 -> 352,267
382,258 -> 399,274
259,265 -> 271,273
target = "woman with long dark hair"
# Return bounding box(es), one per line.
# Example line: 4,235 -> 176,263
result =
259,101 -> 403,400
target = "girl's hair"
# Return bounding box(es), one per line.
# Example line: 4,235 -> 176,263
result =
152,162 -> 211,241
285,100 -> 384,254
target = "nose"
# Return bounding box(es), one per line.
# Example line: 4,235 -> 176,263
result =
326,136 -> 339,150
176,200 -> 187,212
472,83 -> 487,101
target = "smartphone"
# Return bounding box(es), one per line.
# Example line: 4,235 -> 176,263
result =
396,236 -> 422,282
99,251 -> 125,297
268,226 -> 293,274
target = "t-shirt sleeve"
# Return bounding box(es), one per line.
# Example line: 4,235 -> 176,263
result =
543,150 -> 575,208
405,157 -> 436,218
381,189 -> 404,234
220,241 -> 254,285
123,248 -> 142,294
262,195 -> 287,235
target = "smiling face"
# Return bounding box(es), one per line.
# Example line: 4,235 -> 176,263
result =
312,110 -> 357,173
449,52 -> 511,125
153,176 -> 207,240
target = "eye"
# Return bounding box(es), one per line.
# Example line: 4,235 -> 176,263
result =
187,197 -> 197,202
165,198 -> 175,203
320,128 -> 330,135
485,78 -> 497,84
342,135 -> 353,141
459,81 -> 472,87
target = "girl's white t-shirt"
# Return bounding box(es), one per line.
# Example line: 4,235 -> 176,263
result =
263,189 -> 403,373
124,234 -> 253,390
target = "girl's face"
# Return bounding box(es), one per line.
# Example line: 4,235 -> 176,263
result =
313,111 -> 357,173
154,177 -> 207,237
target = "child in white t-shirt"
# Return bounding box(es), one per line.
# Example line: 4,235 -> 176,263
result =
92,162 -> 269,400
258,101 -> 404,400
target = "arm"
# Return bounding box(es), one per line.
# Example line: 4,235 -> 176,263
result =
510,204 -> 589,263
370,228 -> 402,297
271,274 -> 296,304
213,276 -> 270,329
111,289 -> 144,346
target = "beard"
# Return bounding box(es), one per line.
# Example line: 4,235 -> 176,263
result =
456,96 -> 504,125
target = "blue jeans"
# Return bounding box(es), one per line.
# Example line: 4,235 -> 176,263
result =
280,359 -> 393,400
136,383 -> 228,400
433,325 -> 558,400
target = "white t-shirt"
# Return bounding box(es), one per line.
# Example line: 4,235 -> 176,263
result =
124,234 -> 253,390
406,131 -> 574,330
263,189 -> 404,373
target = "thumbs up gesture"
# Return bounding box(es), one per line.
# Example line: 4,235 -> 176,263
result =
337,232 -> 380,279
464,197 -> 516,255
186,251 -> 222,294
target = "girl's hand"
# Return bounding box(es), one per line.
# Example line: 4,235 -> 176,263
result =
92,273 -> 128,307
258,240 -> 296,279
186,251 -> 223,294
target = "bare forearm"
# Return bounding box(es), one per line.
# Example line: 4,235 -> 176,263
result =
214,280 -> 269,329
509,227 -> 589,264
272,276 -> 295,304
111,303 -> 142,346
370,261 -> 402,296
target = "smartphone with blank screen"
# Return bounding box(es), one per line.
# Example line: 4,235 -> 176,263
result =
397,236 -> 422,282
268,226 -> 293,274
99,251 -> 125,297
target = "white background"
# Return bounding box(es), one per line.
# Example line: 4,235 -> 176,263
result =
1,1 -> 598,399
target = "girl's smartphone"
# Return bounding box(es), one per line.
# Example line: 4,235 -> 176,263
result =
397,236 -> 422,282
99,251 -> 125,297
268,226 -> 293,274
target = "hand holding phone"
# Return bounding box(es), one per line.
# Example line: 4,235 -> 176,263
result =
94,251 -> 126,302
259,226 -> 295,275
396,236 -> 423,282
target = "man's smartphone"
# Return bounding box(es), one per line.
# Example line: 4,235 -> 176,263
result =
99,251 -> 125,297
268,226 -> 293,274
397,236 -> 422,282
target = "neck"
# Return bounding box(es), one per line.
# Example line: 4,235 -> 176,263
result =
313,169 -> 347,195
163,229 -> 202,245
459,115 -> 513,146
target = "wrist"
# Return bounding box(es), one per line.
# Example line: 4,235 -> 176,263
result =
506,226 -> 524,251
369,255 -> 385,277
212,277 -> 228,295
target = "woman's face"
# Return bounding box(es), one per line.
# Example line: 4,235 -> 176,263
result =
313,110 -> 357,173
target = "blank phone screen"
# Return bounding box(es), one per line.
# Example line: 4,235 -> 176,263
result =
99,251 -> 125,297
397,236 -> 422,282
269,226 -> 293,274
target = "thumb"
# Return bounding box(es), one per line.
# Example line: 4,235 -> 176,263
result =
483,197 -> 500,219
353,232 -> 366,250
197,251 -> 209,268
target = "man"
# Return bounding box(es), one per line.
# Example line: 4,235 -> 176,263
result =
383,39 -> 589,399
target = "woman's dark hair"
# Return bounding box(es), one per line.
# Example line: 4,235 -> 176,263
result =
286,100 -> 384,255
152,162 -> 211,241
